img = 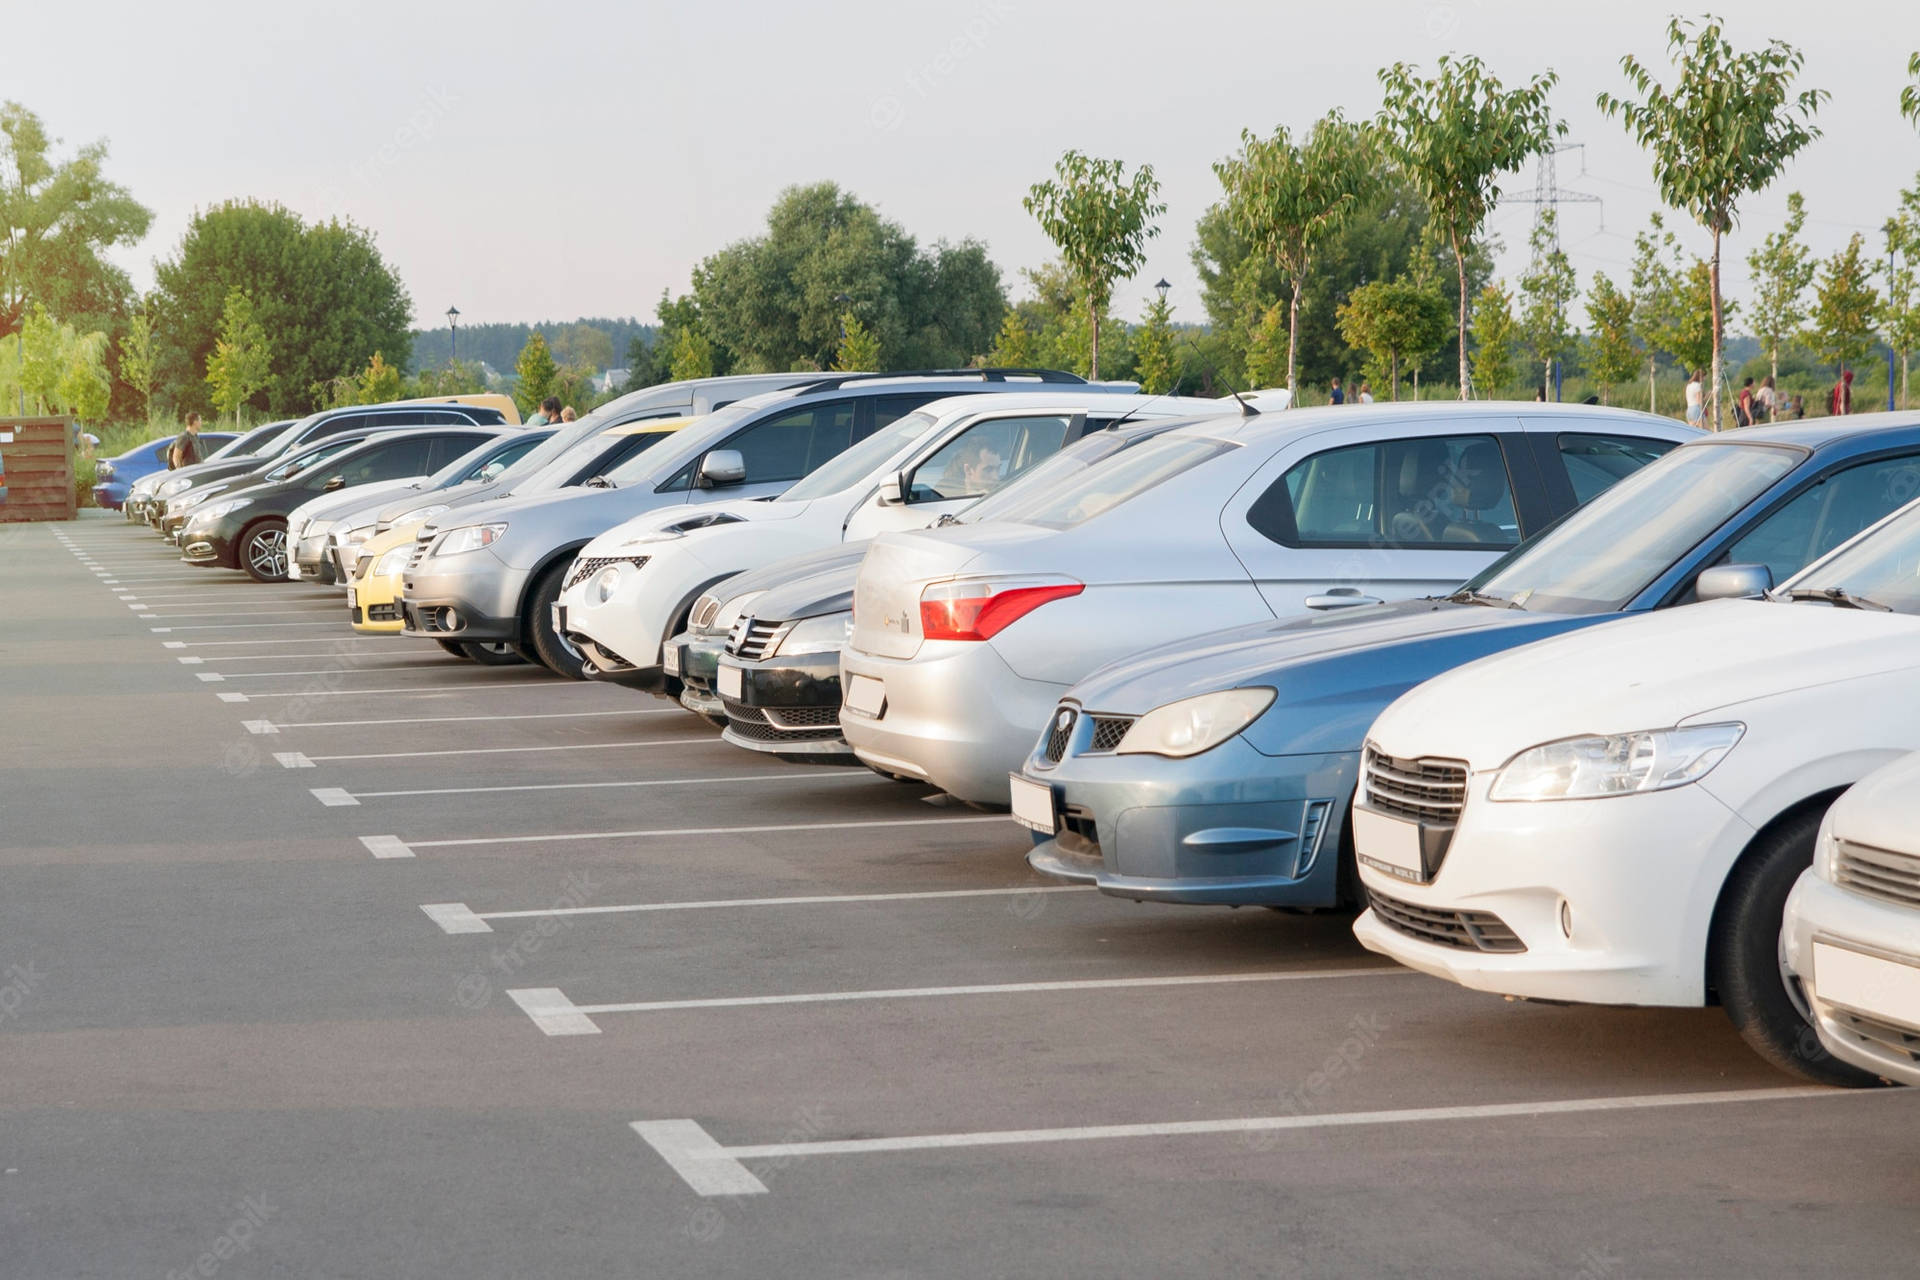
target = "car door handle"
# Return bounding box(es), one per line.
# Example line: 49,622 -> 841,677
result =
1304,587 -> 1383,610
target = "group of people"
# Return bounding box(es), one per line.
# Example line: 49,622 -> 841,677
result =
1327,378 -> 1374,405
1685,370 -> 1819,428
525,396 -> 577,428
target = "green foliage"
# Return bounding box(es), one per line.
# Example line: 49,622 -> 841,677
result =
1882,177 -> 1920,408
203,287 -> 272,424
1023,151 -> 1165,379
1378,54 -> 1563,395
11,302 -> 112,420
1906,52 -> 1920,130
1630,213 -> 1719,381
1583,272 -> 1639,401
985,311 -> 1036,368
513,332 -> 559,413
1244,303 -> 1290,389
411,360 -> 487,399
668,326 -> 714,382
1131,294 -> 1178,393
1212,112 -> 1377,390
1517,211 -> 1578,388
414,318 -> 652,377
118,303 -> 156,423
1804,233 -> 1882,372
1746,192 -> 1817,383
550,363 -> 600,414
1336,279 -> 1450,399
833,312 -> 882,372
1470,283 -> 1519,396
357,351 -> 405,405
151,200 -> 412,417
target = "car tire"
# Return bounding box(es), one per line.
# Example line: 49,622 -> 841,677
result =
523,561 -> 586,680
434,639 -> 472,660
1711,806 -> 1883,1088
461,641 -> 524,666
238,519 -> 291,583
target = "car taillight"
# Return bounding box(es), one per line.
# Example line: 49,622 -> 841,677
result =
918,577 -> 1084,642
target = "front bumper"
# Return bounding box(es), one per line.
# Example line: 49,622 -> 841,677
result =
1784,872 -> 1920,1087
400,551 -> 526,643
716,649 -> 852,762
666,632 -> 726,718
1352,781 -> 1755,1008
1020,737 -> 1358,907
839,643 -> 1066,807
179,517 -> 244,569
292,533 -> 337,584
93,482 -> 128,510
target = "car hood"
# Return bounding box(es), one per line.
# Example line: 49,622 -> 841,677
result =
418,484 -> 681,540
376,477 -> 499,526
291,477 -> 424,528
752,559 -> 862,622
582,495 -> 805,555
1369,600 -> 1920,768
1832,752 -> 1920,855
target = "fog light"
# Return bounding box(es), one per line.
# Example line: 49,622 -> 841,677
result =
441,608 -> 463,632
592,564 -> 623,604
1558,899 -> 1573,939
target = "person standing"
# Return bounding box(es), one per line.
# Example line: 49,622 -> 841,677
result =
560,406 -> 577,422
1683,370 -> 1704,427
169,413 -> 204,470
1830,369 -> 1854,416
1328,378 -> 1345,406
525,395 -> 563,428
1357,382 -> 1374,404
1756,374 -> 1778,422
1735,378 -> 1756,428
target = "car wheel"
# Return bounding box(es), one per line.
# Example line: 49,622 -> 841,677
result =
1711,806 -> 1883,1088
523,561 -> 586,680
434,639 -> 472,660
461,641 -> 524,666
239,519 -> 290,583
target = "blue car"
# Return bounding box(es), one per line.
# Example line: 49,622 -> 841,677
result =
1020,415 -> 1920,909
92,431 -> 238,509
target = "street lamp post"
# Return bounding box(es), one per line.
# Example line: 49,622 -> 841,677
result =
1154,278 -> 1171,306
832,293 -> 852,345
446,306 -> 461,366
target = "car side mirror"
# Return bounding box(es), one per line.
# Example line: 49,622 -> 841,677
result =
879,470 -> 910,505
323,475 -> 347,492
1696,563 -> 1773,601
696,449 -> 746,489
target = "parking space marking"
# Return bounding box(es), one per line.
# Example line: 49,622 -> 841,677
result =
217,692 -> 250,702
161,637 -> 406,647
344,769 -> 868,801
189,651 -> 445,663
151,621 -> 344,631
424,884 -> 1095,933
242,720 -> 279,734
204,665 -> 449,678
195,672 -> 225,682
295,737 -> 701,764
511,968 -> 1406,1035
635,1086 -> 1864,1197
202,678 -> 571,698
393,814 -> 1007,854
310,787 -> 358,807
276,752 -> 316,769
359,835 -> 414,859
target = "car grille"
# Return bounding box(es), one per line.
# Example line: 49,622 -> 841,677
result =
1087,715 -> 1135,753
1363,745 -> 1469,826
725,616 -> 791,661
366,603 -> 400,623
722,697 -> 843,741
1829,1008 -> 1920,1063
1042,705 -> 1079,763
406,539 -> 428,572
566,555 -> 648,590
689,594 -> 723,629
765,704 -> 841,729
1833,839 -> 1920,909
1367,888 -> 1526,953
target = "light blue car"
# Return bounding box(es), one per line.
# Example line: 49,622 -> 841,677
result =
1020,416 -> 1920,909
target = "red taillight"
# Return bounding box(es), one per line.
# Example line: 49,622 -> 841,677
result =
918,579 -> 1084,641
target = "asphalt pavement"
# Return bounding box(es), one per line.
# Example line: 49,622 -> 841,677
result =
3,512 -> 1916,1279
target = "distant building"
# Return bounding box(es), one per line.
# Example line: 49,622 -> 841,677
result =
595,368 -> 629,394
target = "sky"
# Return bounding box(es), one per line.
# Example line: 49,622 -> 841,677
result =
12,0 -> 1916,339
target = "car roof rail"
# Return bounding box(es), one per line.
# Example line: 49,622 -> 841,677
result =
787,368 -> 1088,393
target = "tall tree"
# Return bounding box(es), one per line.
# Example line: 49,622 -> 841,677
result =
1517,211 -> 1578,396
513,331 -> 558,413
1023,151 -> 1164,379
118,301 -> 156,424
1469,283 -> 1519,396
1884,180 -> 1920,410
833,312 -> 882,372
204,287 -> 272,425
1211,112 -> 1376,392
668,326 -> 714,382
1746,191 -> 1817,408
1336,279 -> 1449,400
1804,233 -> 1882,383
985,311 -> 1036,369
1599,15 -> 1826,428
357,352 -> 404,405
1584,272 -> 1639,405
1131,293 -> 1178,394
1378,54 -> 1562,397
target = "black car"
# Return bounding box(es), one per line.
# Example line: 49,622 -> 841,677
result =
158,432 -> 379,545
181,426 -> 507,581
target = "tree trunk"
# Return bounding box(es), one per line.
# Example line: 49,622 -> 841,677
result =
1902,351 -> 1910,411
1286,280 -> 1301,393
1770,343 -> 1780,422
1413,365 -> 1421,400
1390,351 -> 1399,401
1648,355 -> 1657,414
1708,227 -> 1725,431
1087,289 -> 1100,381
1452,230 -> 1470,399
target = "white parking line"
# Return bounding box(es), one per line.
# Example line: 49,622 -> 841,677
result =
207,665 -> 446,678
139,609 -> 343,619
258,708 -> 677,730
632,1086 -> 1865,1197
422,884 -> 1096,932
279,738 -> 704,766
162,637 -> 402,647
376,815 -> 1006,857
194,652 -> 444,664
510,968 -> 1407,1035
207,678 -> 569,701
151,621 -> 344,631
340,768 -> 868,801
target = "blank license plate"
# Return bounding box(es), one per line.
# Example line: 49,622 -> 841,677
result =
663,645 -> 681,676
1352,807 -> 1427,883
1008,774 -> 1057,834
288,561 -> 302,579
717,662 -> 743,699
346,587 -> 358,610
844,673 -> 885,717
1815,941 -> 1920,1030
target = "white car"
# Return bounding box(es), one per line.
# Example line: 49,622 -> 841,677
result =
1784,752 -> 1920,1086
840,402 -> 1695,806
554,392 -> 1222,688
1350,494 -> 1920,1085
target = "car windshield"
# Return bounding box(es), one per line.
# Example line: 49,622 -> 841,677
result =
265,414 -> 325,455
777,411 -> 937,502
598,428 -> 695,485
204,432 -> 253,461
1782,499 -> 1920,614
489,414 -> 622,488
958,433 -> 1237,529
264,437 -> 359,482
1461,443 -> 1801,613
422,435 -> 515,489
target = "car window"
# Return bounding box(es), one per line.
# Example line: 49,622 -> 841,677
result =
425,436 -> 478,472
265,438 -> 360,482
659,402 -> 860,490
1726,453 -> 1920,587
1249,435 -> 1518,548
910,414 -> 1073,502
1788,498 -> 1920,614
1559,433 -> 1679,505
779,411 -> 936,503
970,434 -> 1238,529
322,438 -> 432,487
466,434 -> 544,482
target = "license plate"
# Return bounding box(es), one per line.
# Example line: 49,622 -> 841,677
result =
346,587 -> 358,610
288,561 -> 302,579
663,644 -> 681,676
717,662 -> 744,699
844,673 -> 886,718
1352,807 -> 1428,884
1009,774 -> 1058,834
1815,941 -> 1920,1030
551,603 -> 568,634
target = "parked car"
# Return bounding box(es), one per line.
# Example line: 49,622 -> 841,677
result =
93,431 -> 237,509
840,401 -> 1690,808
158,432 -> 383,544
182,425 -> 506,580
560,391 -> 1217,694
1784,751 -> 1920,1087
1020,415 -> 1920,908
400,369 -> 1115,678
1348,493 -> 1920,1085
127,421 -> 297,522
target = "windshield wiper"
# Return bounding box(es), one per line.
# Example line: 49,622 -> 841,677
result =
1775,586 -> 1892,612
1444,587 -> 1524,610
581,474 -> 617,489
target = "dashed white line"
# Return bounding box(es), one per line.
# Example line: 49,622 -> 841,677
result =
423,884 -> 1095,933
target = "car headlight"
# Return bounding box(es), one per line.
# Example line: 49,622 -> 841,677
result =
301,518 -> 333,540
372,545 -> 414,577
394,503 -> 449,525
158,477 -> 192,498
335,522 -> 377,548
709,590 -> 764,635
1114,688 -> 1277,759
427,523 -> 507,557
96,462 -> 115,479
1489,723 -> 1745,803
192,497 -> 254,523
590,564 -> 626,604
775,611 -> 853,657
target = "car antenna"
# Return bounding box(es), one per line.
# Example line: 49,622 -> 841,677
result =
1104,384 -> 1177,432
1180,333 -> 1259,416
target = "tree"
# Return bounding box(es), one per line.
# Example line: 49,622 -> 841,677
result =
1746,191 -> 1817,409
1131,293 -> 1178,394
151,200 -> 412,416
1584,272 -> 1639,404
412,360 -> 487,399
513,331 -> 559,413
357,352 -> 405,405
833,312 -> 882,372
1212,113 -> 1376,392
1336,279 -> 1449,400
1517,211 -> 1578,396
1905,52 -> 1920,130
0,102 -> 152,338
1804,234 -> 1882,383
1599,16 -> 1826,429
1881,178 -> 1920,410
1023,151 -> 1165,379
14,303 -> 110,419
985,311 -> 1035,368
57,328 -> 111,422
668,326 -> 714,382
1244,303 -> 1292,390
1378,55 -> 1563,397
1470,284 -> 1519,397
118,302 -> 156,424
204,288 -> 272,424
548,323 -> 615,373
